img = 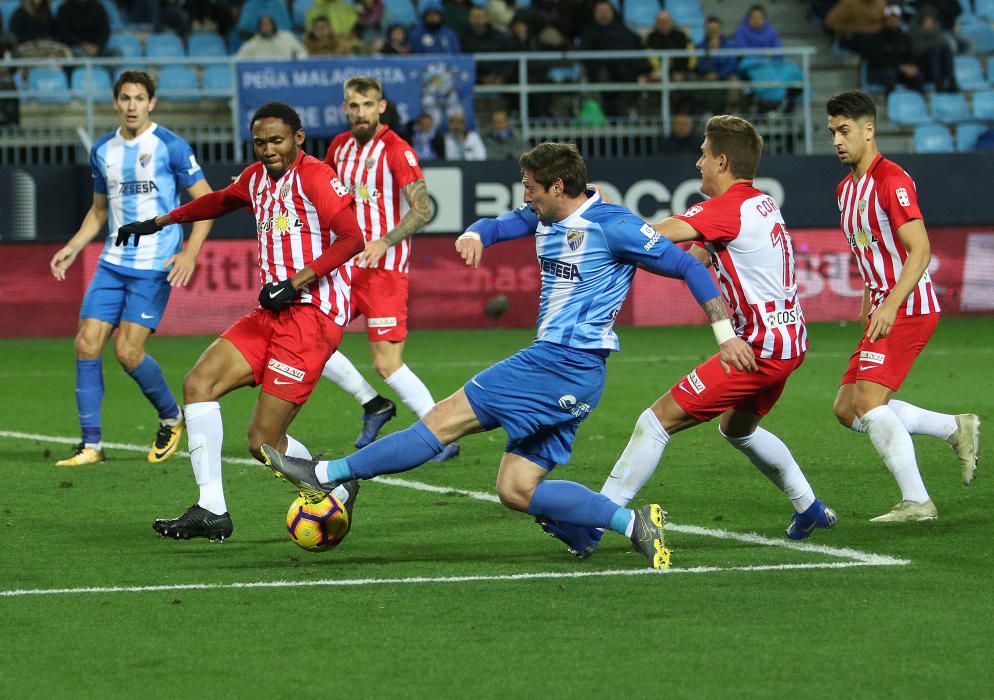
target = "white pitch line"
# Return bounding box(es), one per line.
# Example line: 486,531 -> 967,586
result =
1,429 -> 909,568
0,559 -> 904,598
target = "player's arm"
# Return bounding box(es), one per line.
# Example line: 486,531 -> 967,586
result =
652,216 -> 701,243
360,178 -> 434,267
50,193 -> 109,280
164,179 -> 216,287
457,205 -> 539,269
865,218 -> 930,341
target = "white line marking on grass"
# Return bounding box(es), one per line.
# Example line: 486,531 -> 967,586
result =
0,559 -> 906,598
2,430 -> 910,569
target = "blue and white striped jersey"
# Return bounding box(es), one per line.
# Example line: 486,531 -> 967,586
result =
90,123 -> 204,273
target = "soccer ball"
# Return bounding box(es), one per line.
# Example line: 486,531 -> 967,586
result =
285,494 -> 350,552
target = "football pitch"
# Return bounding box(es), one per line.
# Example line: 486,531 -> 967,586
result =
1,319 -> 992,697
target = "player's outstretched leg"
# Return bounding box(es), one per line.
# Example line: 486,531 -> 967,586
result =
630,504 -> 671,570
153,504 -> 233,542
536,517 -> 603,559
785,499 -> 838,540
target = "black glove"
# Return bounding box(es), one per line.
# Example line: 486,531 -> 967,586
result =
116,218 -> 162,247
258,279 -> 298,312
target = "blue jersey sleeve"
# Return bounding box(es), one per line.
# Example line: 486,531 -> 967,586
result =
466,204 -> 538,247
166,135 -> 204,190
90,144 -> 107,195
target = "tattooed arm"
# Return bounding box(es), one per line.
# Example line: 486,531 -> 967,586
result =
359,178 -> 434,267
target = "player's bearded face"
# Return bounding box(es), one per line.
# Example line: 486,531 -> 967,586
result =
522,172 -> 559,225
345,90 -> 385,142
252,117 -> 304,177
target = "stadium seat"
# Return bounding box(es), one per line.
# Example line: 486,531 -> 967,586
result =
114,65 -> 149,82
743,60 -> 802,105
98,0 -> 124,30
913,124 -> 954,152
188,32 -> 228,58
70,67 -> 112,97
955,122 -> 988,151
930,92 -> 971,123
624,0 -> 661,31
293,0 -> 313,29
954,55 -> 988,91
27,67 -> 70,103
201,64 -> 233,93
959,18 -> 994,53
972,89 -> 994,118
0,0 -> 18,30
987,56 -> 994,83
887,89 -> 930,125
106,33 -> 143,58
382,0 -> 417,28
860,61 -> 887,94
156,65 -> 199,101
974,0 -> 994,19
145,32 -> 186,60
666,0 -> 704,25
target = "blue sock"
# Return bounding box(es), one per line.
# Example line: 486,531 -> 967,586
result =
76,358 -> 103,445
126,355 -> 179,421
324,421 -> 444,483
527,480 -> 626,529
609,507 -> 635,536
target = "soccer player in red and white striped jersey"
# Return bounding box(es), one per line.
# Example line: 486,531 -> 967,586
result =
118,102 -> 365,541
827,91 -> 979,523
318,76 -> 458,461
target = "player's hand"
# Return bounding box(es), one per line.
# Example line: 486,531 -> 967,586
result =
865,303 -> 897,342
258,279 -> 297,312
718,337 -> 757,374
116,217 -> 162,247
588,183 -> 611,203
164,249 -> 197,287
50,245 -> 79,281
456,232 -> 484,269
358,239 -> 389,268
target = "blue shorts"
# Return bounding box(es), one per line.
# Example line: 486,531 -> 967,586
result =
79,262 -> 171,331
463,341 -> 607,470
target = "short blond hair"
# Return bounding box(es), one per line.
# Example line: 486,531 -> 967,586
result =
704,115 -> 763,179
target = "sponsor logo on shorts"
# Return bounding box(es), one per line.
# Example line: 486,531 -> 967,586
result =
858,350 -> 886,372
687,370 -> 706,395
765,308 -> 799,328
267,358 -> 304,383
140,312 -> 155,320
368,317 -> 397,328
558,394 -> 592,421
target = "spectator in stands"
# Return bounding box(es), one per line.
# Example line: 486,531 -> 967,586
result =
824,0 -> 885,58
10,0 -> 70,58
442,0 -> 472,36
55,0 -> 114,57
236,0 -> 293,39
555,0 -> 596,43
732,5 -> 783,54
487,0 -> 515,32
189,0 -> 237,37
461,5 -> 513,85
123,0 -> 191,36
305,0 -> 357,38
577,0 -> 651,114
304,15 -> 348,55
916,0 -> 961,31
908,7 -> 958,92
645,10 -> 693,82
380,23 -> 412,54
482,110 -> 527,159
356,0 -> 384,40
694,17 -> 740,113
236,14 -> 308,59
439,111 -> 487,160
409,112 -> 441,160
865,4 -> 924,94
409,3 -> 461,54
660,112 -> 701,155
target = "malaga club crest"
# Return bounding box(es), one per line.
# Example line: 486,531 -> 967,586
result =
566,228 -> 585,252
365,157 -> 377,170
858,199 -> 867,214
138,153 -> 151,169
280,182 -> 291,200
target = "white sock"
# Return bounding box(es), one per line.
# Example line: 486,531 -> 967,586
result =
322,351 -> 378,406
601,409 -> 670,507
331,483 -> 353,506
888,399 -> 957,441
862,405 -> 930,503
285,434 -> 311,459
850,416 -> 868,433
185,401 -> 226,515
385,364 -> 436,419
721,426 -> 815,513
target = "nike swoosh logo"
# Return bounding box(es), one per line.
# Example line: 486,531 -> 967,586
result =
470,378 -> 485,390
141,313 -> 155,319
678,382 -> 689,393
269,290 -> 283,299
273,378 -> 296,385
858,364 -> 878,371
376,328 -> 392,335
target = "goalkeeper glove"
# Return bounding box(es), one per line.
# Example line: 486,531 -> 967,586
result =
116,218 -> 162,247
258,279 -> 298,312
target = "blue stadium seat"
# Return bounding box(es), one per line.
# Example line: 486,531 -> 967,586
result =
27,67 -> 70,103
201,65 -> 233,93
293,0 -> 313,29
383,0 -> 417,28
974,0 -> 994,19
188,32 -> 228,58
624,0 -> 661,31
98,0 -> 123,30
145,32 -> 186,60
156,65 -> 199,101
666,0 -> 704,25
70,67 -> 112,97
954,55 -> 988,91
743,60 -> 802,104
972,89 -> 994,118
987,56 -> 994,83
930,92 -> 970,123
956,122 -> 988,151
913,124 -> 954,152
0,0 -> 18,30
887,89 -> 930,125
959,18 -> 994,52
106,33 -> 143,58
860,61 -> 887,93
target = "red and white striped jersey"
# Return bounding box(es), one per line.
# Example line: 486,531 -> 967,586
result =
836,154 -> 939,316
229,153 -> 355,324
673,182 -> 807,359
325,126 -> 423,272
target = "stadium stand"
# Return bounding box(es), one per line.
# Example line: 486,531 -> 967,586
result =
954,55 -> 989,91
887,89 -> 931,125
930,92 -> 971,123
201,65 -> 234,92
383,0 -> 418,29
156,65 -> 199,102
955,121 -> 988,150
913,123 -> 955,151
27,67 -> 70,103
107,33 -> 143,58
188,33 -> 228,58
70,67 -> 112,97
145,33 -> 186,60
972,88 -> 994,118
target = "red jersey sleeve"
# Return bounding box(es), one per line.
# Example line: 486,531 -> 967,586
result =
385,134 -> 424,189
170,163 -> 254,222
672,197 -> 741,243
877,165 -> 922,231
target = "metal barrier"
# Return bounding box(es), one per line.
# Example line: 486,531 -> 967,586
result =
0,47 -> 815,165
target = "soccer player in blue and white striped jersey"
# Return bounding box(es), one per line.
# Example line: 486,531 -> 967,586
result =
262,142 -> 756,569
49,70 -> 213,467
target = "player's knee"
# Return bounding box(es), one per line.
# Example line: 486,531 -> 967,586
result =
372,357 -> 401,379
183,368 -> 215,404
496,482 -> 531,512
74,333 -> 102,359
113,342 -> 143,371
853,393 -> 883,419
833,397 -> 855,427
246,427 -> 270,463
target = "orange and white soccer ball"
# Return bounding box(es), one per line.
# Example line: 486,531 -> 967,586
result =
285,494 -> 350,552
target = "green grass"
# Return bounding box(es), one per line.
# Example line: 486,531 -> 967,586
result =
1,319 -> 992,698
